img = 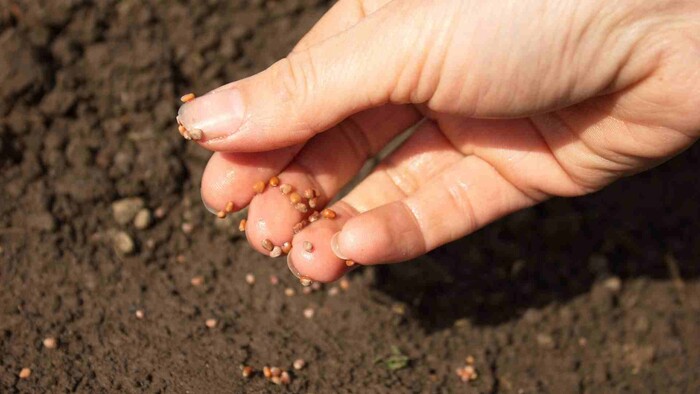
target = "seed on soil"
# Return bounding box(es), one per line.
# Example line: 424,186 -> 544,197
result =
345,260 -> 355,267
269,275 -> 279,285
270,246 -> 282,258
19,368 -> 31,379
321,208 -> 336,219
303,189 -> 316,199
270,367 -> 281,377
302,286 -> 313,295
43,337 -> 57,349
271,376 -> 282,385
281,242 -> 292,254
176,254 -> 186,264
181,222 -> 194,234
253,180 -> 266,194
280,371 -> 291,384
205,318 -> 217,328
154,206 -> 167,219
303,241 -> 313,252
112,197 -> 145,225
113,231 -> 135,255
303,307 -> 315,319
216,210 -> 226,219
135,309 -> 145,319
311,282 -> 321,291
284,287 -> 296,297
180,93 -> 196,102
239,218 -> 247,232
263,366 -> 272,379
191,276 -> 204,286
299,276 -> 312,287
328,286 -> 339,296
269,176 -> 280,187
466,355 -> 475,365
294,203 -> 308,213
245,273 -> 256,285
289,192 -> 302,204
280,184 -> 292,194
293,358 -> 306,370
456,365 -> 478,382
339,278 -> 350,290
225,201 -> 235,213
308,197 -> 318,209
261,239 -> 273,251
242,366 -> 254,378
133,208 -> 152,230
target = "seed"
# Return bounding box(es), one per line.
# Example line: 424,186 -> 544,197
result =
303,189 -> 315,199
205,318 -> 217,328
191,276 -> 204,286
180,93 -> 196,102
293,359 -> 306,370
289,192 -> 302,204
216,210 -> 226,219
345,260 -> 355,267
280,371 -> 291,384
328,286 -> 339,296
321,208 -> 337,219
311,282 -> 321,291
339,278 -> 350,290
303,307 -> 315,319
242,366 -> 254,378
294,203 -> 308,213
308,197 -> 318,209
135,309 -> 145,319
303,241 -> 313,252
178,125 -> 187,136
284,287 -> 296,297
263,366 -> 272,379
238,219 -> 247,232
43,337 -> 57,349
154,206 -> 167,219
281,242 -> 292,254
261,239 -> 273,251
269,176 -> 280,187
245,273 -> 255,285
19,368 -> 31,379
300,276 -> 313,287
308,211 -> 321,223
292,220 -> 308,234
253,180 -> 266,194
302,286 -> 313,295
225,201 -> 235,213
181,222 -> 194,234
189,128 -> 203,141
270,246 -> 282,258
279,184 -> 292,194
269,275 -> 279,285
176,254 -> 187,264
466,355 -> 475,365
270,367 -> 281,377
271,376 -> 282,385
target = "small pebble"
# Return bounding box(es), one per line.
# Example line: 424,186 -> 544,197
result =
43,337 -> 57,349
205,318 -> 217,328
269,275 -> 279,285
245,273 -> 256,285
294,203 -> 308,213
270,246 -> 282,258
242,366 -> 254,378
238,219 -> 247,232
303,241 -> 313,252
225,201 -> 235,213
281,242 -> 292,254
135,309 -> 145,319
280,184 -> 292,194
308,197 -> 318,209
321,208 -> 336,219
293,359 -> 306,370
303,307 -> 315,319
261,239 -> 273,251
284,288 -> 296,297
269,176 -> 280,187
253,180 -> 266,194
180,93 -> 195,102
18,368 -> 31,379
133,208 -> 152,230
191,276 -> 204,286
289,192 -> 302,204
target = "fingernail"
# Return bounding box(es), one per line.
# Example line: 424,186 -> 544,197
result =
201,190 -> 218,215
330,232 -> 349,260
177,88 -> 245,140
287,253 -> 301,279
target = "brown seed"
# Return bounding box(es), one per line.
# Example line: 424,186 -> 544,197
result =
181,222 -> 194,234
308,211 -> 321,223
303,189 -> 315,199
293,359 -> 306,370
180,93 -> 196,103
263,366 -> 272,379
302,286 -> 313,295
188,128 -> 203,141
311,282 -> 321,291
280,371 -> 291,384
178,125 -> 187,135
205,318 -> 217,328
43,337 -> 57,349
269,176 -> 280,187
280,184 -> 293,194
321,208 -> 336,219
238,218 -> 247,232
466,355 -> 475,365
303,307 -> 315,319
270,367 -> 281,377
216,210 -> 226,219
339,278 -> 350,290
300,276 -> 313,287
269,275 -> 279,285
271,376 -> 282,385
242,366 -> 254,378
19,368 -> 31,379
253,180 -> 266,194
270,246 -> 282,258
303,241 -> 313,252
225,201 -> 235,213
281,242 -> 292,254
191,276 -> 204,286
289,192 -> 302,204
135,309 -> 145,319
345,260 -> 355,267
294,203 -> 308,213
308,197 -> 318,209
328,286 -> 339,296
245,273 -> 256,285
261,239 -> 273,251
284,287 -> 296,297
292,220 -> 308,234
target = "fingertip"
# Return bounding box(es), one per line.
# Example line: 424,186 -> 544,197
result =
288,223 -> 347,283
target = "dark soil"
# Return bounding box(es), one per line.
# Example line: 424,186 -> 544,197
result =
1,1 -> 698,393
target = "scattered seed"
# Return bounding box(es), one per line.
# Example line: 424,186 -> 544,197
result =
135,309 -> 145,319
154,206 -> 167,219
176,254 -> 187,264
300,276 -> 313,287
466,355 -> 475,365
269,176 -> 280,187
181,222 -> 194,234
225,201 -> 235,213
308,211 -> 321,223
311,282 -> 321,291
328,286 -> 339,296
239,219 -> 247,232
216,210 -> 226,219
281,242 -> 292,254
308,197 -> 318,209
269,275 -> 279,285
261,239 -> 273,251
302,241 -> 313,252
19,368 -> 31,379
456,365 -> 478,382
191,276 -> 204,286
271,376 -> 282,385
303,307 -> 315,319
289,192 -> 302,204
253,180 -> 266,194
345,260 -> 355,267
43,337 -> 57,349
284,287 -> 296,297
180,93 -> 196,102
270,246 -> 282,258
339,278 -> 350,290
293,359 -> 306,370
280,371 -> 291,384
294,203 -> 308,213
303,189 -> 315,199
189,128 -> 203,141
242,366 -> 254,378
245,273 -> 256,285
302,286 -> 313,295
321,208 -> 337,219
263,366 -> 272,379
205,318 -> 217,328
270,367 -> 282,377
280,184 -> 293,195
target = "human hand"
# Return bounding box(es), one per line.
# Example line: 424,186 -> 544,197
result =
177,0 -> 700,283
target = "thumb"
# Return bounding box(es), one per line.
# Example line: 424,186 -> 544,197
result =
176,0 -> 430,152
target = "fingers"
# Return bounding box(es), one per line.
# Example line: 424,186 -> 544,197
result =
177,0 -> 430,152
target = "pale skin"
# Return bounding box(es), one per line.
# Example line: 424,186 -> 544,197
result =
177,0 -> 700,283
